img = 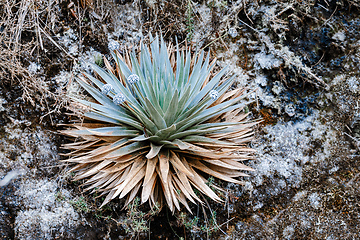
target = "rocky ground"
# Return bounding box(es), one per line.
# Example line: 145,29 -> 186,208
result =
1,0 -> 360,239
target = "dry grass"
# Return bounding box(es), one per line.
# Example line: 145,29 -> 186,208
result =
0,0 -> 110,117
0,1 -> 56,105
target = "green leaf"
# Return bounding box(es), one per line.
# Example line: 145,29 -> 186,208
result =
175,49 -> 185,89
189,121 -> 242,130
89,63 -> 145,112
72,127 -> 140,137
179,51 -> 191,89
188,51 -> 204,84
123,101 -> 158,134
175,99 -> 209,126
170,139 -> 190,150
168,126 -> 227,140
84,112 -> 121,125
176,100 -> 249,133
111,51 -> 131,77
144,98 -> 167,129
74,98 -> 143,130
131,134 -> 149,142
146,142 -> 164,159
182,135 -> 233,146
75,78 -> 120,112
176,85 -> 192,116
73,98 -> 131,120
156,124 -> 176,139
162,86 -> 175,111
189,66 -> 228,107
105,141 -> 149,159
164,90 -> 179,126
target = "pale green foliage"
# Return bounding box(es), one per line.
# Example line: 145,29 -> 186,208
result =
62,35 -> 256,213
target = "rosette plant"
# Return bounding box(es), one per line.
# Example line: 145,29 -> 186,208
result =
61,36 -> 256,212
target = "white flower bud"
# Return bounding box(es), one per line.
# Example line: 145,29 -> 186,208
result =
209,90 -> 219,100
108,40 -> 120,51
127,74 -> 140,84
101,84 -> 113,95
113,93 -> 126,105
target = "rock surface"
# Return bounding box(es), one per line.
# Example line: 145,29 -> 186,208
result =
0,0 -> 359,239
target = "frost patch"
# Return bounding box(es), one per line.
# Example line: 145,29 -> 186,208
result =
109,2 -> 143,49
14,179 -> 79,240
308,192 -> 321,209
332,31 -> 346,42
253,202 -> 263,211
292,191 -> 308,202
28,62 -> 41,74
282,225 -> 295,240
58,28 -> 79,56
347,76 -> 359,94
0,123 -> 58,177
75,48 -> 102,73
252,113 -> 338,190
254,52 -> 282,70
0,97 -> 6,112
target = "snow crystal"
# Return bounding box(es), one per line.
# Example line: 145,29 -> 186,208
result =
253,202 -> 263,211
257,88 -> 282,110
108,39 -> 120,51
283,225 -> 295,240
216,41 -> 250,87
308,192 -> 321,209
191,4 -> 212,46
28,62 -> 41,74
347,76 -> 359,93
329,166 -> 339,174
254,52 -> 282,70
109,2 -> 143,50
228,27 -> 238,38
285,103 -> 296,117
255,75 -> 268,87
272,81 -> 284,95
332,31 -> 346,42
58,28 -> 79,56
75,48 -> 102,73
292,191 -> 308,202
0,97 -> 6,112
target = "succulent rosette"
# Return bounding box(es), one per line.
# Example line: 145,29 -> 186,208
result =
61,36 -> 256,212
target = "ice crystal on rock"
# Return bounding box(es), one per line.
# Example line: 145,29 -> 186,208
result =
285,103 -> 296,117
308,192 -> 322,209
332,31 -> 346,42
0,123 -> 58,177
254,52 -> 282,70
0,97 -> 6,112
252,114 -> 333,188
228,27 -> 238,38
28,62 -> 41,74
